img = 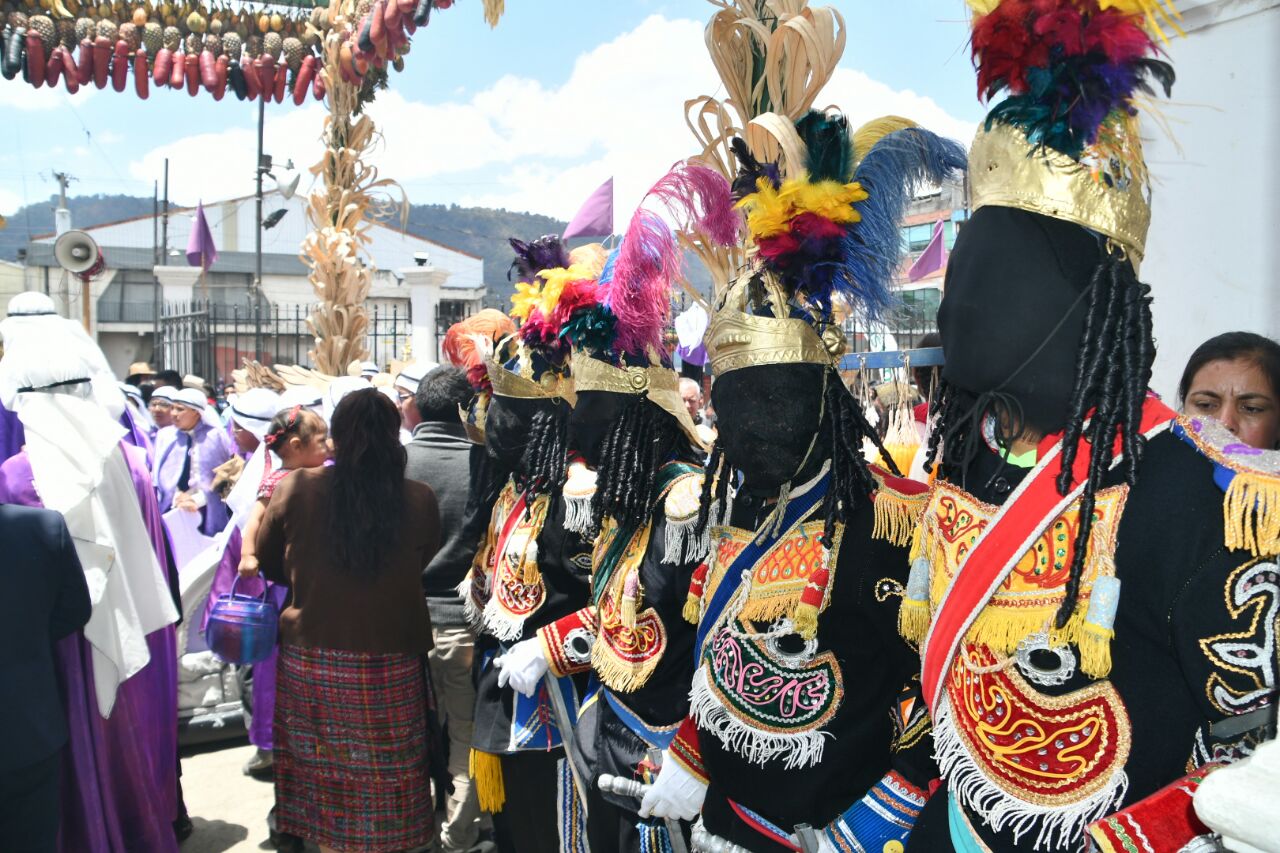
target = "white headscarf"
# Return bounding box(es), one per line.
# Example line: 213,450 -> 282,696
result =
5,333 -> 178,716
0,293 -> 124,421
323,376 -> 369,425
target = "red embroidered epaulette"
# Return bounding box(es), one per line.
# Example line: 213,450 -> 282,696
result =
1086,764 -> 1222,853
869,464 -> 930,548
668,716 -> 707,784
537,606 -> 599,679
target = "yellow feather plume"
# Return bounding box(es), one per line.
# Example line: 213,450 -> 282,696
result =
781,179 -> 868,225
534,263 -> 598,318
510,279 -> 542,322
852,116 -> 919,165
736,178 -> 793,239
737,177 -> 867,241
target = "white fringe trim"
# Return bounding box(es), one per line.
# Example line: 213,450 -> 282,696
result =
563,494 -> 594,536
458,574 -> 486,632
663,514 -> 710,565
688,665 -> 828,770
932,694 -> 1129,850
481,595 -> 530,644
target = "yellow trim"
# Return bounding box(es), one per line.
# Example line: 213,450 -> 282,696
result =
469,749 -> 505,813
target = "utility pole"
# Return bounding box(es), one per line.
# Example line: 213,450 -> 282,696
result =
52,170 -> 74,236
155,159 -> 169,360
254,96 -> 266,362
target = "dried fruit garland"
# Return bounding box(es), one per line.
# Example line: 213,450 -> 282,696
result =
0,0 -> 495,102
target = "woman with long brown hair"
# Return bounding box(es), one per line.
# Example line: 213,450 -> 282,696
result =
257,388 -> 441,853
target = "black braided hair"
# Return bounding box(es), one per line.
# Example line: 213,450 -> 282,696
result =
821,372 -> 898,547
588,396 -> 690,536
518,405 -> 569,503
925,245 -> 1154,629
694,440 -> 727,538
1050,246 -> 1152,628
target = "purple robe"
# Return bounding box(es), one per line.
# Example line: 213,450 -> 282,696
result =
0,445 -> 179,853
152,421 -> 233,536
120,405 -> 154,468
0,403 -> 24,463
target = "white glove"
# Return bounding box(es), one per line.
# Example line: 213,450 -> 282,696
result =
638,751 -> 707,821
494,638 -> 550,697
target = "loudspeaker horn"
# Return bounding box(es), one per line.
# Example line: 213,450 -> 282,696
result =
278,173 -> 301,201
53,229 -> 101,275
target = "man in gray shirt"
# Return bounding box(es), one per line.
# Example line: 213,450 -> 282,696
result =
404,365 -> 489,853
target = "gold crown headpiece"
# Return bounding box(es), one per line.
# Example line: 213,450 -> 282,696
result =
571,347 -> 706,451
964,0 -> 1182,267
705,272 -> 848,377
486,337 -> 576,407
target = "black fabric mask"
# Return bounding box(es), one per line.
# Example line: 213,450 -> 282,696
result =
485,395 -> 556,473
938,206 -> 1100,437
712,363 -> 829,495
568,390 -> 631,468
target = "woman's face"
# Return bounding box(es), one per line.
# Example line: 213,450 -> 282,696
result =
1183,358 -> 1280,450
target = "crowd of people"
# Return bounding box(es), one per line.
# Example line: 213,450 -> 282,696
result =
4,2 -> 1280,851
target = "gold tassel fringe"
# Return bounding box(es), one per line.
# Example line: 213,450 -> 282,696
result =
873,490 -> 926,548
1224,472 -> 1280,557
469,749 -> 505,813
1078,622 -> 1115,679
898,598 -> 931,645
683,593 -> 701,625
792,602 -> 819,641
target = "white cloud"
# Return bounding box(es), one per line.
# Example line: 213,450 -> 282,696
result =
0,84 -> 95,111
0,187 -> 26,216
127,14 -> 976,223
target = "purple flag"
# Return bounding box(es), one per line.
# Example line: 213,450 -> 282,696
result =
907,219 -> 946,282
562,177 -> 614,240
186,201 -> 218,271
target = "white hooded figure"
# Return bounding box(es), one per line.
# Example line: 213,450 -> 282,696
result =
0,292 -> 125,421
0,319 -> 179,716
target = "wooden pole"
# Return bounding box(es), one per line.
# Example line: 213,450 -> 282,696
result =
80,273 -> 90,332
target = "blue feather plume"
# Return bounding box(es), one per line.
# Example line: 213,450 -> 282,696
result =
844,128 -> 967,321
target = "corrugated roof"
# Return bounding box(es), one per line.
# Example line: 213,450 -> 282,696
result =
25,243 -> 309,276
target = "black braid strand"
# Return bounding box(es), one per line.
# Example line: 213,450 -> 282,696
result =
520,406 -> 569,504
589,396 -> 688,536
1051,247 -> 1153,628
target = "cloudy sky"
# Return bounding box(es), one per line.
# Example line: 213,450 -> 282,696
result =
0,0 -> 983,223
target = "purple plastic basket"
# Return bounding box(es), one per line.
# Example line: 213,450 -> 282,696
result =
204,577 -> 278,665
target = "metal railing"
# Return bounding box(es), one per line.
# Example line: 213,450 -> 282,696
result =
157,301 -> 411,389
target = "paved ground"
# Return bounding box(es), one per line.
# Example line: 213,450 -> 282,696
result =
179,738 -> 312,853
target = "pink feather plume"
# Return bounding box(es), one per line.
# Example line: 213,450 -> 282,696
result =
606,161 -> 738,357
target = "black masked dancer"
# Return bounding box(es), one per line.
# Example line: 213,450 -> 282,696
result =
461,238 -> 605,853
498,162 -> 741,851
901,2 -> 1280,850
641,111 -> 968,851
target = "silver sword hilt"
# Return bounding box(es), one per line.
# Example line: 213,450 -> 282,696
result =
598,773 -> 650,800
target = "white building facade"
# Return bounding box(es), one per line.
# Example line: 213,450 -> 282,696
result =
24,190 -> 486,380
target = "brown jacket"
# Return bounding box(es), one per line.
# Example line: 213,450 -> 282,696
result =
258,466 -> 440,654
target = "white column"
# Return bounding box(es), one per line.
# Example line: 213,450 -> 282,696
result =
402,266 -> 451,363
153,265 -> 203,370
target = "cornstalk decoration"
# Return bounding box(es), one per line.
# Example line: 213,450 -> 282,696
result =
687,0 -> 846,300
301,0 -> 405,375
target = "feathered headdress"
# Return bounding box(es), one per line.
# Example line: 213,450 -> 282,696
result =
561,161 -> 738,451
490,235 -> 604,403
966,0 -> 1181,262
730,110 -> 967,327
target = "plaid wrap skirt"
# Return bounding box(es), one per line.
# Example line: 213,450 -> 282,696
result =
275,644 -> 433,852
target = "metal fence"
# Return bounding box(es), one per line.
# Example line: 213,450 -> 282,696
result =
157,301 -> 411,389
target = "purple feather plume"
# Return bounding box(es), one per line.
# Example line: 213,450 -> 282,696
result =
508,234 -> 571,283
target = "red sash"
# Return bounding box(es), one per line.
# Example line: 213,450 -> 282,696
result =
921,397 -> 1177,712
492,489 -> 531,570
